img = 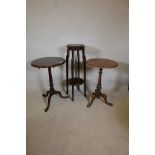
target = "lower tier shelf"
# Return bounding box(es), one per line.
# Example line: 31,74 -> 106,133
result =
68,77 -> 84,85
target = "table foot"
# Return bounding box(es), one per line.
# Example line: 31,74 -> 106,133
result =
42,91 -> 50,97
54,91 -> 69,98
87,93 -> 96,108
87,92 -> 113,108
45,94 -> 52,112
101,93 -> 113,106
43,90 -> 69,112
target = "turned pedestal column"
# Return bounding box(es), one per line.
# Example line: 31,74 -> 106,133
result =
86,58 -> 118,108
31,57 -> 68,112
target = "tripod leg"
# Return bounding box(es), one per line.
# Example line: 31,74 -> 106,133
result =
101,93 -> 113,106
87,93 -> 96,108
45,94 -> 52,112
55,91 -> 69,98
42,91 -> 50,97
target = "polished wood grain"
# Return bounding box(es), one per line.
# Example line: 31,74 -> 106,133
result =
86,58 -> 118,68
31,57 -> 68,112
31,57 -> 65,68
67,44 -> 84,49
66,44 -> 86,101
86,58 -> 118,108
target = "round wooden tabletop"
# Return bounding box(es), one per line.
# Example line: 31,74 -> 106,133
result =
67,44 -> 84,47
31,57 -> 65,68
86,58 -> 118,68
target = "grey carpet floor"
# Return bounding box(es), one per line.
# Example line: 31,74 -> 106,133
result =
27,88 -> 129,155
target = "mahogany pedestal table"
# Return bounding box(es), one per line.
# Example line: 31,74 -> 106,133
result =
86,58 -> 118,108
31,57 -> 68,112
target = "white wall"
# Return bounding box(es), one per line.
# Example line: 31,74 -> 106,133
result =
27,0 -> 129,92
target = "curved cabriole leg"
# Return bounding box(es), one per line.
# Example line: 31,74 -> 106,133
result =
42,91 -> 50,97
55,91 -> 69,98
45,94 -> 52,112
101,93 -> 113,106
43,67 -> 69,112
87,93 -> 96,108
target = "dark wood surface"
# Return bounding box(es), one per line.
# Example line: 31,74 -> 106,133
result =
87,68 -> 113,108
31,57 -> 65,68
42,67 -> 68,112
86,58 -> 118,68
67,44 -> 84,47
67,44 -> 85,51
31,57 -> 68,112
87,58 -> 118,108
66,44 -> 86,101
